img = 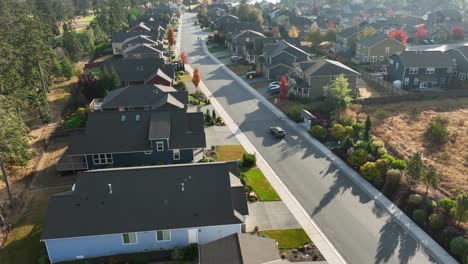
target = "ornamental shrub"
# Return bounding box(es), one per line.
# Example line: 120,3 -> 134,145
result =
344,126 -> 354,138
391,159 -> 407,170
288,105 -> 304,122
441,227 -> 463,248
373,176 -> 384,189
421,199 -> 437,213
377,147 -> 387,157
381,154 -> 395,163
242,153 -> 256,168
360,162 -> 380,181
371,140 -> 385,152
340,136 -> 354,151
438,197 -> 456,213
310,125 -> 327,141
348,149 -> 368,167
408,194 -> 423,206
429,214 -> 445,231
425,115 -> 449,144
351,122 -> 365,137
449,237 -> 468,260
375,159 -> 390,176
382,169 -> 401,194
413,209 -> 427,226
330,123 -> 346,140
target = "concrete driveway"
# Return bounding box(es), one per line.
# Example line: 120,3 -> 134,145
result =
246,201 -> 302,232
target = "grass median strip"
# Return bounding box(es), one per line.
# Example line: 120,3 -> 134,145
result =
217,145 -> 245,161
259,229 -> 311,249
243,167 -> 281,201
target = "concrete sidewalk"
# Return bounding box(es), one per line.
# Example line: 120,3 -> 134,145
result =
198,38 -> 457,264
246,201 -> 301,232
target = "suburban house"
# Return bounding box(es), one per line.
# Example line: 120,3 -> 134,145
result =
199,233 -> 280,264
213,14 -> 239,29
92,84 -> 188,112
42,162 -> 248,263
123,43 -> 165,59
387,51 -> 455,90
100,58 -> 174,86
243,37 -> 280,65
446,46 -> 468,88
218,21 -> 262,40
129,22 -> 152,33
121,35 -> 163,52
56,108 -> 205,172
353,33 -> 406,64
427,9 -> 463,27
259,40 -> 311,80
285,14 -> 313,33
287,58 -> 360,99
335,26 -> 362,57
229,30 -> 266,56
111,32 -> 158,54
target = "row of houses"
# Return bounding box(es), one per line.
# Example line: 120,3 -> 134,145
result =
41,6 -> 283,264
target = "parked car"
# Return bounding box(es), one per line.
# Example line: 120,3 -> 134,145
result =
230,56 -> 242,63
267,85 -> 280,95
268,81 -> 280,88
246,71 -> 258,79
269,126 -> 285,139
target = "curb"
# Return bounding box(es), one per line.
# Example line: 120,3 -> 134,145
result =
200,37 -> 457,264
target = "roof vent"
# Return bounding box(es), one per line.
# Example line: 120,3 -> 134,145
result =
181,182 -> 185,192
121,115 -> 126,122
108,184 -> 113,194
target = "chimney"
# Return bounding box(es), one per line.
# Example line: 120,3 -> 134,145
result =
108,184 -> 113,194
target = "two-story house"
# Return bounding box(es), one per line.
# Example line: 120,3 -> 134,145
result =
353,33 -> 406,64
111,32 -> 158,55
243,37 -> 280,65
427,9 -> 463,27
100,58 -> 174,87
92,84 -> 188,112
229,30 -> 266,56
387,51 -> 454,90
56,108 -> 205,172
42,162 -> 248,263
336,27 -> 362,57
259,40 -> 311,80
446,46 -> 468,89
288,58 -> 360,99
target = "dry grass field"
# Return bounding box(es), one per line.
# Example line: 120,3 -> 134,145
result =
350,98 -> 468,197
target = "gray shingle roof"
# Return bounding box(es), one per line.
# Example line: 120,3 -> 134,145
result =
42,162 -> 245,240
101,84 -> 186,110
66,109 -> 205,154
111,32 -> 157,43
337,26 -> 360,38
103,58 -> 174,83
391,51 -> 455,68
123,43 -> 164,56
199,233 -> 280,264
357,33 -> 388,46
297,58 -> 360,77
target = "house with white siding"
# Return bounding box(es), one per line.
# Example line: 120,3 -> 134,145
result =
41,162 -> 249,263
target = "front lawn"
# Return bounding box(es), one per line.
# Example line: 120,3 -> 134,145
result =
217,145 -> 245,161
0,188 -> 69,264
243,167 -> 281,201
259,229 -> 311,249
208,46 -> 226,53
226,64 -> 253,76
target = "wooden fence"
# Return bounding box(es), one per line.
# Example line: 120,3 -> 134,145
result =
355,89 -> 468,105
359,71 -> 408,96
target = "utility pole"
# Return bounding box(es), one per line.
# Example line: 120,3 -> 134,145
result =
0,162 -> 14,208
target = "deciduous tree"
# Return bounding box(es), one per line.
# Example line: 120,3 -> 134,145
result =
356,26 -> 377,41
416,24 -> 427,42
280,76 -> 288,99
288,25 -> 299,38
192,67 -> 201,87
388,29 -> 408,44
167,26 -> 175,49
307,28 -> 322,46
180,51 -> 189,65
422,166 -> 440,197
406,152 -> 424,190
323,75 -> 352,112
452,26 -> 464,40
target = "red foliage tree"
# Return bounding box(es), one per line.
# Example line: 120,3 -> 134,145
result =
327,20 -> 335,29
192,67 -> 201,87
167,27 -> 175,49
388,29 -> 408,44
180,51 -> 189,65
280,76 -> 288,99
416,24 -> 427,41
452,26 -> 465,40
272,27 -> 280,38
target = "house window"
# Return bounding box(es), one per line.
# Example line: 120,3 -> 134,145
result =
396,62 -> 399,70
426,68 -> 435,74
136,54 -> 141,59
156,141 -> 164,151
409,68 -> 418,74
301,88 -> 309,97
404,78 -> 409,85
370,56 -> 377,62
122,233 -> 138,244
447,68 -> 452,73
460,73 -> 467,80
136,114 -> 140,121
364,56 -> 368,62
389,59 -> 394,64
144,150 -> 152,155
92,154 -> 113,165
385,47 -> 390,53
173,149 -> 180,160
121,115 -> 126,122
156,230 -> 171,241
414,78 -> 419,85
420,82 -> 428,88
440,77 -> 445,84
330,76 -> 337,81
379,56 -> 384,61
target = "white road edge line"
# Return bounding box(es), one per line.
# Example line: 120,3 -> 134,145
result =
179,19 -> 346,264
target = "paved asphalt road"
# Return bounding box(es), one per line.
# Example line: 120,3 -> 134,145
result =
181,13 -> 438,264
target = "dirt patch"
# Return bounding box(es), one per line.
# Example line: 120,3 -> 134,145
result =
350,97 -> 468,197
226,63 -> 254,76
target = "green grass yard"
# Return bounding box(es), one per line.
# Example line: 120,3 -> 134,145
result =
259,229 -> 311,249
208,46 -> 226,53
243,167 -> 281,201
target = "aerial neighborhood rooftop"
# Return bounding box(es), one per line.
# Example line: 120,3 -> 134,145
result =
0,1 -> 467,264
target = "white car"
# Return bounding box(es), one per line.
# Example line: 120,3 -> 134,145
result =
268,81 -> 280,88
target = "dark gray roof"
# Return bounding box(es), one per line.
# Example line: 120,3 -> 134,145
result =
446,46 -> 468,73
101,84 -> 186,110
199,233 -> 280,264
265,40 -> 309,59
123,43 -> 164,56
296,58 -> 360,77
337,26 -> 360,38
42,162 -> 244,240
391,51 -> 455,68
149,111 -> 171,139
66,109 -> 205,154
219,22 -> 262,36
102,58 -> 174,83
357,33 -> 404,47
231,186 -> 249,216
437,9 -> 463,19
111,31 -> 157,43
